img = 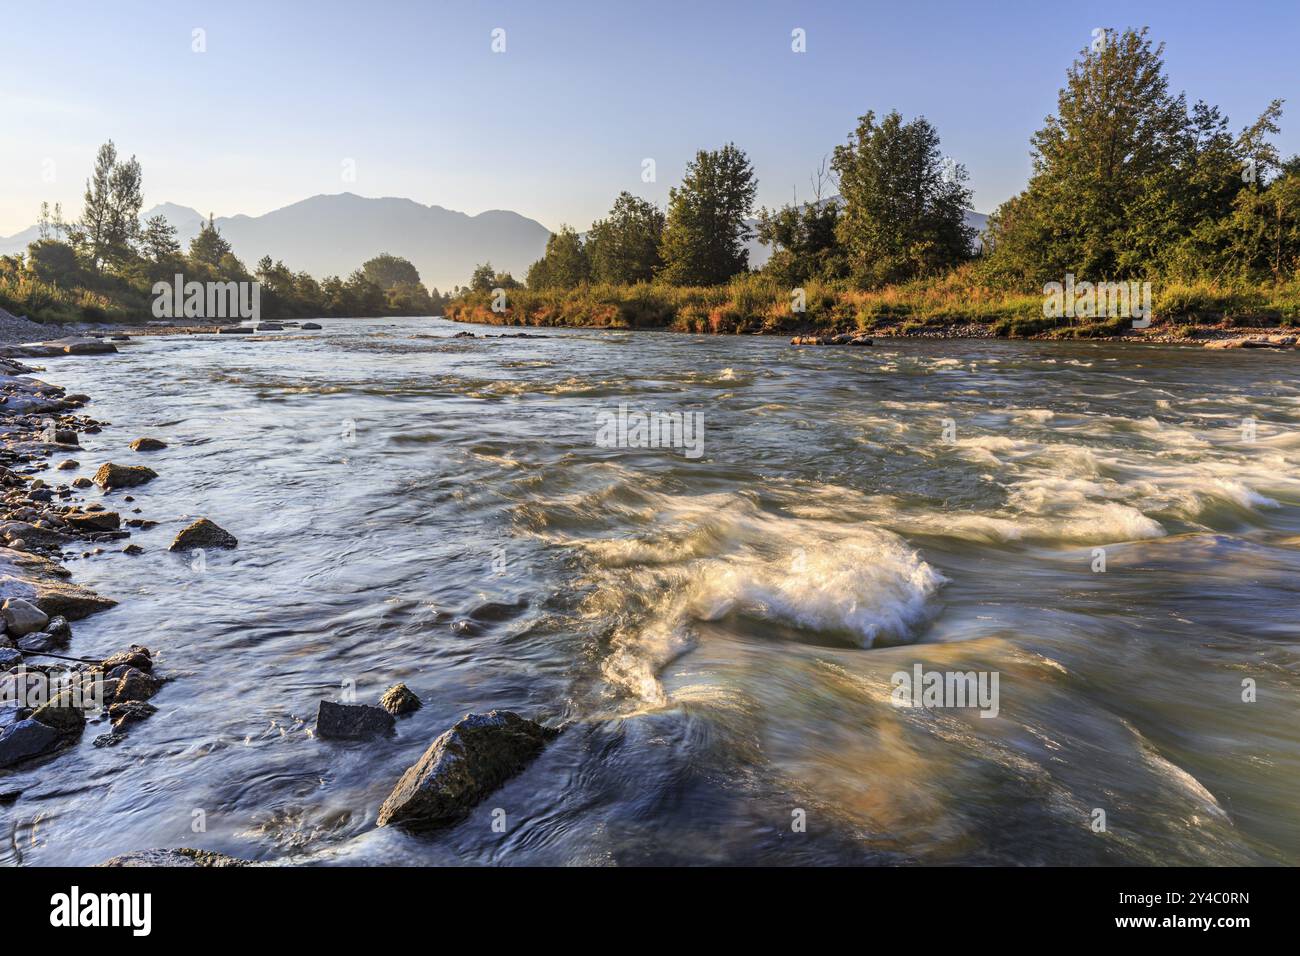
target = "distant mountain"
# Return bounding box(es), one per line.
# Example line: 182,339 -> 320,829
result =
143,202 -> 208,246
2,194 -> 552,291
0,224 -> 44,256
210,194 -> 550,292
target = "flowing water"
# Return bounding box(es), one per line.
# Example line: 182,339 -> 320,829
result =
4,316 -> 1299,866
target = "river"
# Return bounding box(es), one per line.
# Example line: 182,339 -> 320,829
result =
5,316 -> 1298,865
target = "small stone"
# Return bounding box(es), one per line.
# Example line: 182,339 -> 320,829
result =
123,544 -> 144,555
94,732 -> 126,748
302,322 -> 322,330
380,682 -> 421,715
169,518 -> 237,551
315,700 -> 395,740
1,598 -> 49,637
71,477 -> 92,489
0,648 -> 22,670
129,437 -> 167,452
93,463 -> 158,491
53,429 -> 78,445
101,645 -> 153,673
46,616 -> 71,641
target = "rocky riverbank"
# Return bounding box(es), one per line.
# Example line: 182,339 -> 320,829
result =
0,354 -> 215,775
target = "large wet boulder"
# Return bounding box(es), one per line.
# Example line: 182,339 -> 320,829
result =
2,597 -> 48,637
101,848 -> 251,867
31,689 -> 86,736
169,518 -> 237,551
93,462 -> 157,491
0,712 -> 65,768
315,700 -> 395,740
376,710 -> 559,832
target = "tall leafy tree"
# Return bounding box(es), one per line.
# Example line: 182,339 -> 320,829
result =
470,262 -> 497,292
586,192 -> 665,284
140,214 -> 181,262
78,140 -> 144,271
526,225 -> 590,289
362,253 -> 422,290
832,111 -> 973,286
659,144 -> 757,285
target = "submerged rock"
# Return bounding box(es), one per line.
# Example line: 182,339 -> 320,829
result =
101,848 -> 252,867
315,700 -> 395,740
1205,334 -> 1298,350
380,682 -> 421,715
376,710 -> 559,832
301,322 -> 322,330
129,437 -> 167,451
109,700 -> 157,729
64,510 -> 122,533
93,462 -> 158,491
169,518 -> 237,551
790,333 -> 874,346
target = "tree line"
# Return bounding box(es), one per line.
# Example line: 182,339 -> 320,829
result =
468,26 -> 1297,306
2,145 -> 450,324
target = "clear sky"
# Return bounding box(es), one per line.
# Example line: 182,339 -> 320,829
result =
2,0 -> 1298,237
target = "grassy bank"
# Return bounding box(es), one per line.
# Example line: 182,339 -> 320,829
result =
444,268 -> 1300,339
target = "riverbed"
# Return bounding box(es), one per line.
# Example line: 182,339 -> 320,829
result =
4,316 -> 1298,865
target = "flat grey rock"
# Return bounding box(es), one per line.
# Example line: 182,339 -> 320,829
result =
315,700 -> 395,740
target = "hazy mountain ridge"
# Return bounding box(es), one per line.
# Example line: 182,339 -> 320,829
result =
0,193 -> 552,292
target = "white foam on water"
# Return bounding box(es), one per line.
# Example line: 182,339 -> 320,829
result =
564,491 -> 945,702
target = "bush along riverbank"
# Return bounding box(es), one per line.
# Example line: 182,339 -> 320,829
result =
444,269 -> 1300,345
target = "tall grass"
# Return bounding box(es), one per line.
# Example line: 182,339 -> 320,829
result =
0,273 -> 139,325
445,267 -> 1300,337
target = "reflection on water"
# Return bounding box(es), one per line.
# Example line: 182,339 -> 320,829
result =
4,317 -> 1298,865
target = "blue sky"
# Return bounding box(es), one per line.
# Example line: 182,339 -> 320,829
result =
2,0 -> 1298,236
